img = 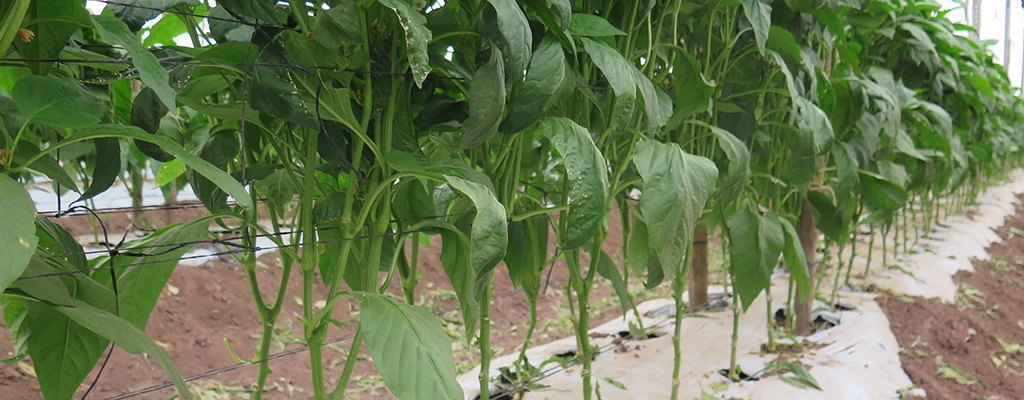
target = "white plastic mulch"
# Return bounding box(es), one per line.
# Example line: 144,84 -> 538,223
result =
459,169 -> 1024,400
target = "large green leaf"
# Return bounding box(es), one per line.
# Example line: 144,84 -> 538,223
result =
728,201 -> 784,311
581,37 -> 637,129
358,293 -> 464,400
435,224 -> 477,336
740,0 -> 772,55
58,300 -> 191,399
0,174 -> 38,294
93,15 -> 177,111
39,124 -> 253,211
12,0 -> 92,75
633,141 -> 717,280
568,14 -> 626,37
460,47 -> 506,149
444,175 -> 508,297
23,300 -> 108,400
11,75 -> 103,129
378,0 -> 432,87
486,0 -> 532,84
111,221 -> 208,329
537,117 -> 609,250
500,36 -> 569,133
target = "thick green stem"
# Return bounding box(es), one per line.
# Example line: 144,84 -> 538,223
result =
479,278 -> 494,399
727,272 -> 741,382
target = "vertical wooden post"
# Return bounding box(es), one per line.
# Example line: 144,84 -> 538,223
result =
795,199 -> 818,336
688,224 -> 710,311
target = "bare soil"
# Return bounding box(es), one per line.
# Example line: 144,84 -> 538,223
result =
0,203 -> 651,400
879,194 -> 1024,400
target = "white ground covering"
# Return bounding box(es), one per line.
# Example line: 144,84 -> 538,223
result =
460,169 -> 1024,400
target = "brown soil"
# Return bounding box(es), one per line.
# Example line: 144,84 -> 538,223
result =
879,194 -> 1024,400
0,204 -> 649,400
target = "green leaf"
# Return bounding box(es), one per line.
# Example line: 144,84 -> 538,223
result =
444,175 -> 508,298
378,0 -> 432,87
12,75 -> 103,129
632,65 -> 668,134
859,170 -> 908,222
34,218 -> 86,273
358,293 -> 464,400
500,36 -> 569,133
58,300 -> 191,398
767,26 -> 803,64
155,158 -> 186,188
729,202 -> 785,311
537,117 -> 609,250
52,124 -> 253,211
23,300 -> 108,400
668,51 -> 715,123
93,15 -> 177,111
12,0 -> 92,75
312,1 -> 362,47
633,141 -> 717,280
504,215 -> 549,293
12,141 -> 80,193
460,47 -> 506,149
0,174 -> 38,294
710,126 -> 751,203
831,142 -> 859,202
581,38 -> 637,128
434,224 -> 478,336
0,296 -> 28,363
254,169 -> 299,212
131,87 -> 174,162
739,0 -> 772,55
773,362 -> 823,391
795,97 -> 834,154
594,246 -> 631,318
218,0 -> 282,24
486,0 -> 532,84
779,217 -> 810,300
78,138 -> 122,201
113,221 -> 207,329
568,14 -> 626,37
393,179 -> 435,224
627,210 -> 651,277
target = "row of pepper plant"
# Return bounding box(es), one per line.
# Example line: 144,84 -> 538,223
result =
1,0 -> 1022,398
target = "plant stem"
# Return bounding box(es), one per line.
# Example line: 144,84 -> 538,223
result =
479,278 -> 494,399
518,293 -> 539,366
329,327 -> 363,400
727,272 -> 741,382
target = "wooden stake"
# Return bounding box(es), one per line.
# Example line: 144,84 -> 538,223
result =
688,223 -> 710,311
795,199 -> 818,336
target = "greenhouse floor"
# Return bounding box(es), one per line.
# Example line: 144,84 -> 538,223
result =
461,170 -> 1024,400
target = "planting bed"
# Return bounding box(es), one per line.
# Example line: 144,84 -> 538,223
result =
0,206 -> 637,399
